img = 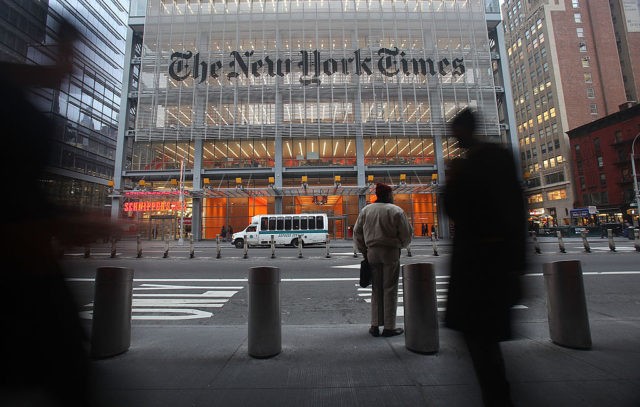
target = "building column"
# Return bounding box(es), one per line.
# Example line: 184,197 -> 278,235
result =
111,26 -> 136,222
353,30 -> 367,211
274,29 -> 284,213
430,89 -> 449,239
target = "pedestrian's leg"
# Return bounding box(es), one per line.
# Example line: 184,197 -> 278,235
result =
382,260 -> 400,330
463,333 -> 513,407
370,263 -> 384,328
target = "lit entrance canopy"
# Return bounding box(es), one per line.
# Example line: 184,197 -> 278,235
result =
201,184 -> 438,198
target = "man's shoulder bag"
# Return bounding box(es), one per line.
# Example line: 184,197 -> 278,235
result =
359,259 -> 371,288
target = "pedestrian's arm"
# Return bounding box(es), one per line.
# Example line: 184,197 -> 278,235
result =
397,212 -> 413,248
353,213 -> 367,254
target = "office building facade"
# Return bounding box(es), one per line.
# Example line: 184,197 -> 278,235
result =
113,0 -> 516,240
0,0 -> 128,212
502,0 -> 628,227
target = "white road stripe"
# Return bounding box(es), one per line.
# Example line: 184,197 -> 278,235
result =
135,284 -> 244,290
79,308 -> 215,320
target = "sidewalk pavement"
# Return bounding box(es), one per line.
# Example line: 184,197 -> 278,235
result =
89,317 -> 640,406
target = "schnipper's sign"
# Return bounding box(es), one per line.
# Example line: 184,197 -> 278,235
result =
169,47 -> 465,86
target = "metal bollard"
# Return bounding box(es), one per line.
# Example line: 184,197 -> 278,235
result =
634,228 -> 640,252
90,267 -> 134,358
248,267 -> 281,358
297,234 -> 303,258
402,263 -> 439,354
84,244 -> 91,259
243,234 -> 248,259
556,230 -> 566,253
608,229 -> 616,252
216,234 -> 221,259
543,260 -> 591,349
532,232 -> 541,254
581,230 -> 591,253
136,234 -> 142,258
189,235 -> 194,258
110,237 -> 117,258
325,234 -> 331,258
431,234 -> 439,256
270,234 -> 276,259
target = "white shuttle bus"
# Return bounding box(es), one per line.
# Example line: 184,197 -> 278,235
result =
231,213 -> 329,248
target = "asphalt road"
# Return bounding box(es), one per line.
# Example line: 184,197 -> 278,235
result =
61,240 -> 640,330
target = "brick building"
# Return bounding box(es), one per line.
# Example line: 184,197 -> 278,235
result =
567,102 -> 640,227
502,0 -> 629,226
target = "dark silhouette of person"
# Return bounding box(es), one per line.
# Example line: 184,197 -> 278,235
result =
0,18 -> 116,407
443,108 -> 527,406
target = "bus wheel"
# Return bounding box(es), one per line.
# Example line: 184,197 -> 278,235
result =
234,239 -> 244,249
290,238 -> 299,247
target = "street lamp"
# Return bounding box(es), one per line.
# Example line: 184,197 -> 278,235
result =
631,133 -> 640,227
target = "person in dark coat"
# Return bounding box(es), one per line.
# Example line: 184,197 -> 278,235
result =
443,108 -> 527,406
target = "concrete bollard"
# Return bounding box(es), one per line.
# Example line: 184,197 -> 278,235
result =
270,234 -> 276,259
325,234 -> 331,258
402,263 -> 439,354
532,232 -> 541,254
90,267 -> 134,358
634,228 -> 640,252
543,260 -> 591,349
248,266 -> 281,358
136,234 -> 142,258
216,234 -> 221,259
557,230 -> 566,253
431,234 -> 439,256
84,244 -> 91,259
110,237 -> 117,258
608,229 -> 616,252
189,235 -> 194,258
581,230 -> 591,253
243,234 -> 248,259
297,234 -> 303,258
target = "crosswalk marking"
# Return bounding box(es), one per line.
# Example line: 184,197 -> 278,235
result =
80,282 -> 243,321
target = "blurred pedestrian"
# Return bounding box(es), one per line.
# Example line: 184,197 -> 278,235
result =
227,225 -> 234,241
0,18 -> 116,407
221,225 -> 228,241
354,183 -> 413,338
443,108 -> 527,406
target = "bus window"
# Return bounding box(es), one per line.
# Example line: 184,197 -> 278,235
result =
276,216 -> 284,230
308,216 -> 316,229
293,217 -> 300,230
316,216 -> 324,229
268,217 -> 276,230
301,216 -> 308,230
260,217 -> 268,230
284,216 -> 292,230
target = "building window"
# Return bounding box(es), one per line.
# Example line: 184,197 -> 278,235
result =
579,42 -> 587,52
597,156 -> 604,167
572,0 -> 579,8
586,88 -> 595,98
574,13 -> 582,23
590,103 -> 598,115
580,176 -> 586,190
581,57 -> 590,68
600,173 -> 606,186
528,193 -> 544,204
547,189 -> 567,201
584,72 -> 592,83
576,27 -> 584,37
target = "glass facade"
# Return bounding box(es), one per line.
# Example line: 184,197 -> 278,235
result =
116,0 -> 506,240
0,0 -> 128,212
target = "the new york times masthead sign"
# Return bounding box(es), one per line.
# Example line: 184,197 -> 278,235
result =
169,47 -> 465,86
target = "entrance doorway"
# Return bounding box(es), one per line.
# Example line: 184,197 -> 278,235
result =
328,215 -> 347,239
149,215 -> 177,240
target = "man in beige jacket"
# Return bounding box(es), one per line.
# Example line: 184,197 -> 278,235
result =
354,183 -> 413,337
